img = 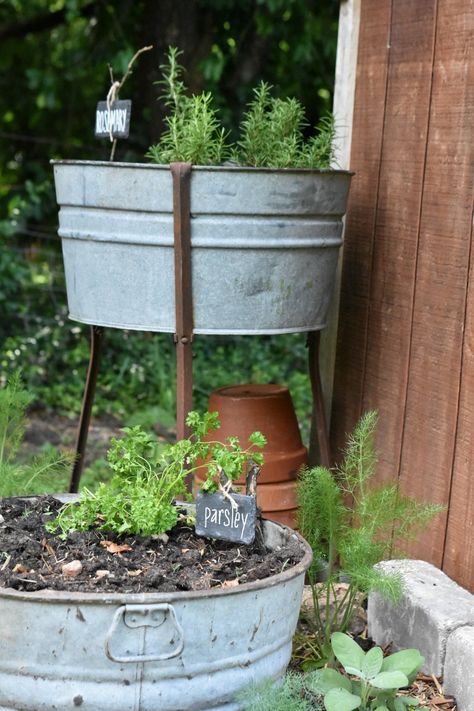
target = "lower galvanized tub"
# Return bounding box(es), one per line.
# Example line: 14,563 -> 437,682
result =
52,160 -> 352,335
0,518 -> 311,711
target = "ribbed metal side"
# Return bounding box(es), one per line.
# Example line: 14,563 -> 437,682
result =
0,518 -> 312,711
52,161 -> 352,335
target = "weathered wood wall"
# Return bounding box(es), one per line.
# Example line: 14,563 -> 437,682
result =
331,0 -> 474,591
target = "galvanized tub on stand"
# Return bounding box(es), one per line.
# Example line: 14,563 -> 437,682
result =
52,160 -> 352,335
0,517 -> 312,711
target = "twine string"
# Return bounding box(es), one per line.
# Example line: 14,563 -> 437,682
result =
106,80 -> 120,143
104,45 -> 152,155
218,472 -> 239,510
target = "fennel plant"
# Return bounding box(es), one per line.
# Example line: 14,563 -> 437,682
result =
0,372 -> 73,497
296,411 -> 444,668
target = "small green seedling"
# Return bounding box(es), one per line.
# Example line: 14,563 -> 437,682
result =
309,632 -> 423,711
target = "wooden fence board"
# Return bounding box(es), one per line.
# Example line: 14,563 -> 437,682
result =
332,0 -> 474,589
444,241 -> 474,588
439,2 -> 474,588
397,0 -> 474,566
361,0 -> 437,483
331,0 -> 392,456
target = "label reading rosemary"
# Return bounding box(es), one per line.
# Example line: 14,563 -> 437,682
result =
195,492 -> 257,545
95,100 -> 132,139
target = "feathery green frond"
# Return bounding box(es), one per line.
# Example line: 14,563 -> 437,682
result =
338,410 -> 378,498
0,373 -> 74,497
237,673 -> 324,711
297,465 -> 346,578
0,370 -> 33,466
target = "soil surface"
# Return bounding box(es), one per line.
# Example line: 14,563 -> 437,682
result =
0,495 -> 304,595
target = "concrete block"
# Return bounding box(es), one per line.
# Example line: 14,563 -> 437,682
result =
367,560 -> 474,676
444,626 -> 474,711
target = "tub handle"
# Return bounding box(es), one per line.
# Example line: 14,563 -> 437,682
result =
105,603 -> 184,663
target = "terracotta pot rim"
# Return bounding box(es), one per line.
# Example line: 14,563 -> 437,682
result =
211,384 -> 289,400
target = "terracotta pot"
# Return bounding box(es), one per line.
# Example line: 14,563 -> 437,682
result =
195,384 -> 307,527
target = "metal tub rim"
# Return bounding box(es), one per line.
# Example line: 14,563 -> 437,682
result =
50,158 -> 354,178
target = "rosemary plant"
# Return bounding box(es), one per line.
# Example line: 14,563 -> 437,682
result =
237,82 -> 336,168
296,411 -> 444,668
147,47 -> 230,165
147,47 -> 336,169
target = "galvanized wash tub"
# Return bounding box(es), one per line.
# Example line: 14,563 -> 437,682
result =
0,517 -> 312,711
52,160 -> 352,335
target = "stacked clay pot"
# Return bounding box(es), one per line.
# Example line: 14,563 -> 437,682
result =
195,384 -> 307,527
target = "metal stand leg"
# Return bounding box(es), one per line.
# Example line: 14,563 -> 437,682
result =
175,337 -> 193,441
69,325 -> 104,492
307,330 -> 331,468
171,162 -> 193,442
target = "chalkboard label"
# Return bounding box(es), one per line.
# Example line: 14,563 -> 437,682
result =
195,492 -> 257,545
95,100 -> 132,139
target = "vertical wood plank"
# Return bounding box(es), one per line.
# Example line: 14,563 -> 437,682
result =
444,212 -> 474,588
332,0 -> 474,588
362,0 -> 437,481
436,1 -> 474,586
398,0 -> 474,566
320,0 -> 361,424
331,0 -> 392,458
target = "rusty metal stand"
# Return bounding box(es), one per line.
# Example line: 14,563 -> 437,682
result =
307,330 -> 331,468
171,162 -> 193,441
69,325 -> 104,492
68,165 -> 331,490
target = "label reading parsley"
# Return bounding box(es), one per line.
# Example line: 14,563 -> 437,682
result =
95,100 -> 132,139
195,492 -> 257,545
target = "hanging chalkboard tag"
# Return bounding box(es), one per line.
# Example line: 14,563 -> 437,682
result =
195,492 -> 257,545
95,100 -> 132,139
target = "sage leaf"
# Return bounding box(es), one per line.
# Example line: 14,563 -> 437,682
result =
331,632 -> 366,674
381,649 -> 424,681
371,670 -> 409,689
309,668 -> 352,694
324,688 -> 361,711
362,645 -> 383,679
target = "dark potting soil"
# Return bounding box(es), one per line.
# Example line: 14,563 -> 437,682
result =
0,496 -> 304,595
